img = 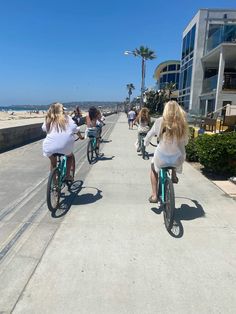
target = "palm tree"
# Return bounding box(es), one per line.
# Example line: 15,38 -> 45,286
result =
126,83 -> 135,103
165,82 -> 176,100
132,46 -> 156,106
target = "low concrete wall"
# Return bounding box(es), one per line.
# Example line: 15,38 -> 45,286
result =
0,111 -> 118,153
0,123 -> 45,153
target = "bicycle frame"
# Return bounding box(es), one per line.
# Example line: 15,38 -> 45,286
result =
159,168 -> 168,203
58,156 -> 67,187
90,137 -> 97,149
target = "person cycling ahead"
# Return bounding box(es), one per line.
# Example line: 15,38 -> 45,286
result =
144,101 -> 189,203
42,102 -> 84,182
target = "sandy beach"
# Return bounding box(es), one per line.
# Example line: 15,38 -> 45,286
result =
0,110 -> 87,129
0,110 -> 46,122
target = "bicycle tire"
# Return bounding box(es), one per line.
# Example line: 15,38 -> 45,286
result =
87,140 -> 94,164
141,142 -> 146,159
95,138 -> 100,157
47,168 -> 61,212
163,176 -> 175,231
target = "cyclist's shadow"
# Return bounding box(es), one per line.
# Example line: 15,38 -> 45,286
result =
72,186 -> 103,205
151,199 -> 205,238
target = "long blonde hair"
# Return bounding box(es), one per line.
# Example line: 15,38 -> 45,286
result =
138,107 -> 150,124
160,101 -> 188,141
45,102 -> 68,132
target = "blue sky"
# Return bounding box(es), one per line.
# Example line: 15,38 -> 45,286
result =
0,0 -> 235,105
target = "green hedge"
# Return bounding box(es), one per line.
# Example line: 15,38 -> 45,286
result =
186,138 -> 199,162
186,132 -> 236,175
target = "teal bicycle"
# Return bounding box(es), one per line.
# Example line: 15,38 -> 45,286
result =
157,166 -> 175,231
46,153 -> 75,212
87,127 -> 100,164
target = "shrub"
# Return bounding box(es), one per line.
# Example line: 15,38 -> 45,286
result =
186,138 -> 199,162
195,132 -> 236,175
189,126 -> 195,139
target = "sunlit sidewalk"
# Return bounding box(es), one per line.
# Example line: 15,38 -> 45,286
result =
13,113 -> 236,314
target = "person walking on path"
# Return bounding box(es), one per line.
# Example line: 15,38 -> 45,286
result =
127,108 -> 136,129
144,101 -> 189,203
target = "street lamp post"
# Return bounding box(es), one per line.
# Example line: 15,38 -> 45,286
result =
124,50 -> 146,108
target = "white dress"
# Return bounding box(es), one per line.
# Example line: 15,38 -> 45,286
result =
144,117 -> 188,173
42,116 -> 80,157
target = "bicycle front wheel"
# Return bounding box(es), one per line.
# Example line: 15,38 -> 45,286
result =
163,177 -> 175,231
87,140 -> 94,164
47,168 -> 61,212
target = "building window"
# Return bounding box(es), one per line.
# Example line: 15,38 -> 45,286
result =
186,65 -> 192,88
182,36 -> 186,59
167,73 -> 176,82
207,99 -> 215,115
168,64 -> 176,71
181,24 -> 196,61
190,24 -> 196,53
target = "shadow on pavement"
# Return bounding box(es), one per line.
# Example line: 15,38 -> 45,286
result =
175,199 -> 205,221
73,187 -> 103,205
98,155 -> 115,161
101,139 -> 112,143
151,199 -> 205,238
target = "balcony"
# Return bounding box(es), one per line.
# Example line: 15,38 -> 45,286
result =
206,24 -> 236,54
202,75 -> 218,93
223,73 -> 236,91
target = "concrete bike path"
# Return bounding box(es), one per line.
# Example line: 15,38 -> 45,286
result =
13,113 -> 236,314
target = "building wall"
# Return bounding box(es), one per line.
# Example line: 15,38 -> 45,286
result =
180,9 -> 236,115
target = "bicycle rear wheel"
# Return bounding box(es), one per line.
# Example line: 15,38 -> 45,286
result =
47,168 -> 61,212
141,139 -> 146,159
163,177 -> 175,231
95,138 -> 100,156
87,140 -> 94,164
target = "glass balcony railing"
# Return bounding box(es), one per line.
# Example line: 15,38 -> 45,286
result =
202,75 -> 218,93
206,25 -> 236,53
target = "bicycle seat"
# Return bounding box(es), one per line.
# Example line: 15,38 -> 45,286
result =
52,153 -> 65,157
160,166 -> 176,170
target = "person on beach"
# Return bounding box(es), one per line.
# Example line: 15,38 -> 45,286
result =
144,101 -> 189,203
71,106 -> 82,126
127,108 -> 136,129
42,102 -> 84,181
134,107 -> 151,152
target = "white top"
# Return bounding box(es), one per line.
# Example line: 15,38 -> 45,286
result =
42,116 -> 80,157
128,110 -> 136,120
144,117 -> 188,173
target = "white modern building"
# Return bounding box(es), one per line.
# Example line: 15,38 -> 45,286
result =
178,9 -> 236,116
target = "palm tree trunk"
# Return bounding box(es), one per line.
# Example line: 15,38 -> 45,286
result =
141,58 -> 146,107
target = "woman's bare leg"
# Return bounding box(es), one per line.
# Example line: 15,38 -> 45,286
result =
150,167 -> 159,201
171,169 -> 178,183
49,155 -> 57,171
66,154 -> 73,178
